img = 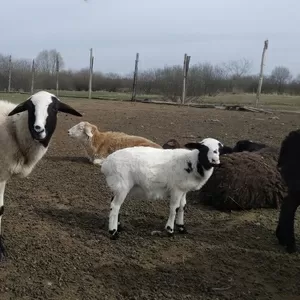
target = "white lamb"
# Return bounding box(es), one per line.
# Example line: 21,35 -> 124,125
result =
101,137 -> 223,239
0,91 -> 82,260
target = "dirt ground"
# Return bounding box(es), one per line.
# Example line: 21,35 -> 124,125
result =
1,100 -> 300,300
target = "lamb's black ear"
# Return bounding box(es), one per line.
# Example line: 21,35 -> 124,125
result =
184,142 -> 204,150
53,96 -> 82,117
8,99 -> 30,116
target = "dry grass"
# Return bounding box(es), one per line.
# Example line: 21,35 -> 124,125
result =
1,91 -> 300,112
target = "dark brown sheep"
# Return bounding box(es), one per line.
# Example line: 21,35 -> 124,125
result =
189,147 -> 287,211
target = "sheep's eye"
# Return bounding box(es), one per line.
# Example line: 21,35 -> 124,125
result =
213,150 -> 218,154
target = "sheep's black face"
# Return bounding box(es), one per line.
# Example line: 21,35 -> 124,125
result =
196,145 -> 213,172
219,145 -> 233,155
233,140 -> 266,153
26,99 -> 59,147
185,138 -> 222,176
8,91 -> 82,147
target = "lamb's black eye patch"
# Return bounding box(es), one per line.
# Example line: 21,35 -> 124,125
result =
213,150 -> 218,154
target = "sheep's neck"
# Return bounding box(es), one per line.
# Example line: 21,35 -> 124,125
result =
91,131 -> 106,153
12,113 -> 46,165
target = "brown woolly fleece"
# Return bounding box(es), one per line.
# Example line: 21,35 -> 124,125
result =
82,122 -> 162,161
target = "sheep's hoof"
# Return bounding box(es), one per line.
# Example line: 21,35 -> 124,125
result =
176,224 -> 188,234
286,243 -> 297,254
275,232 -> 286,246
117,223 -> 124,232
275,226 -> 286,246
165,226 -> 174,237
109,229 -> 119,240
277,236 -> 286,246
0,235 -> 6,262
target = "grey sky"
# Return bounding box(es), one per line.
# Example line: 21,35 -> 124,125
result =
2,0 -> 300,76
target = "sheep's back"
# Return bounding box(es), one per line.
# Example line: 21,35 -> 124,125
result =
277,129 -> 300,191
190,147 -> 287,211
101,132 -> 161,154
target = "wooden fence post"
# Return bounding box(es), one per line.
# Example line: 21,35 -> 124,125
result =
131,53 -> 139,101
88,48 -> 94,99
256,39 -> 269,107
8,55 -> 12,93
56,55 -> 59,96
31,59 -> 35,94
182,53 -> 191,104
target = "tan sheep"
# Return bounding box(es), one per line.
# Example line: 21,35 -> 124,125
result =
68,121 -> 162,165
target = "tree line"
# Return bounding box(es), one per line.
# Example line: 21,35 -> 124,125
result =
1,49 -> 300,99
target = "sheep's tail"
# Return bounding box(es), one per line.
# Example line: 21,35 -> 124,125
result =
162,138 -> 181,149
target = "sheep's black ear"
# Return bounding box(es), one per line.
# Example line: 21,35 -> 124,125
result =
184,142 -> 204,150
53,97 -> 82,116
8,99 -> 30,116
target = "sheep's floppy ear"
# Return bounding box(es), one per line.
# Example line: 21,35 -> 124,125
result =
184,142 -> 204,150
53,96 -> 82,117
8,99 -> 30,116
84,125 -> 96,138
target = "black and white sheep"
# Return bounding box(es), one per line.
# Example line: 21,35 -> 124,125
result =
276,129 -> 300,253
0,91 -> 82,259
100,137 -> 223,239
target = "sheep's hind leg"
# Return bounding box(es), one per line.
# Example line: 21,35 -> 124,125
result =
175,193 -> 188,234
165,191 -> 183,236
0,182 -> 6,261
276,195 -> 289,246
276,191 -> 300,253
109,196 -> 124,232
109,192 -> 127,240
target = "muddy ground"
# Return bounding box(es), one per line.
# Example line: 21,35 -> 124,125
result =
1,100 -> 300,300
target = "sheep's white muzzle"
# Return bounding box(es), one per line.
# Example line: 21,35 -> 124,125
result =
211,159 -> 220,165
33,125 -> 46,140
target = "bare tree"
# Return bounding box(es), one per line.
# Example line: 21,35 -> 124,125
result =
294,74 -> 300,84
271,66 -> 293,94
187,63 -> 226,96
224,58 -> 252,78
138,69 -> 157,94
35,49 -> 64,74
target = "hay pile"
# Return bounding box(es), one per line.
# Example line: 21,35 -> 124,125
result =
190,147 -> 287,211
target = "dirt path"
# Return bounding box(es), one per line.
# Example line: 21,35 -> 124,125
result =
1,100 -> 300,300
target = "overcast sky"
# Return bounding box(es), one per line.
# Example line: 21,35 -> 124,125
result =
2,0 -> 299,76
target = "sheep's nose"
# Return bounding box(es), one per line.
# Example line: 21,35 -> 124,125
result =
34,125 -> 44,133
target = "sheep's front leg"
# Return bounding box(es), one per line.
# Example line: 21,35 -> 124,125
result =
175,193 -> 188,234
109,192 -> 127,240
0,181 -> 6,261
165,190 -> 183,236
